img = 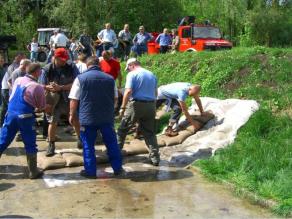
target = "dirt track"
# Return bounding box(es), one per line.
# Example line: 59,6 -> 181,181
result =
0,128 -> 273,218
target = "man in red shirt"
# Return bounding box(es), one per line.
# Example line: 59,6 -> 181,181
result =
99,50 -> 122,88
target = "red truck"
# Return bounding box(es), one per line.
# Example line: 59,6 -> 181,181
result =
148,23 -> 232,54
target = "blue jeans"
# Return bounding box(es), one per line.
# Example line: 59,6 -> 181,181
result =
156,98 -> 182,124
131,44 -> 148,56
80,123 -> 122,176
30,52 -> 38,62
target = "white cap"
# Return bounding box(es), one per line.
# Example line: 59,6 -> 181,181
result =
125,58 -> 137,71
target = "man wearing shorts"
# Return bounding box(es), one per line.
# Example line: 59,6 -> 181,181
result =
40,48 -> 80,156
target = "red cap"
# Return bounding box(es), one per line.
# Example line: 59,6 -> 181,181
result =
54,48 -> 69,62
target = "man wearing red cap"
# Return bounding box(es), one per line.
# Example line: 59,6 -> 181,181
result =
40,48 -> 81,157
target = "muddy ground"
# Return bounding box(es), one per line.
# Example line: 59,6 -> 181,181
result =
0,127 -> 273,218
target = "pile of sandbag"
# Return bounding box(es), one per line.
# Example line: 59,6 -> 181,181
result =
38,112 -> 214,170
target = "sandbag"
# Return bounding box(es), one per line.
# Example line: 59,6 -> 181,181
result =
96,151 -> 109,164
62,152 -> 84,167
38,152 -> 66,170
178,112 -> 214,129
163,130 -> 193,146
123,139 -> 149,155
157,136 -> 166,147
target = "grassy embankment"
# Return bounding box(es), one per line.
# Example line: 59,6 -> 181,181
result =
122,47 -> 291,216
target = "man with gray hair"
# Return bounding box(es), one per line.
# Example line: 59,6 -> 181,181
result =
156,82 -> 206,136
0,52 -> 26,126
8,59 -> 31,86
98,23 -> 117,54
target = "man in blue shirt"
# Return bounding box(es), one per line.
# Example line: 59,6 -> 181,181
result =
118,58 -> 160,166
155,28 -> 172,54
131,26 -> 153,57
69,56 -> 123,178
156,82 -> 206,136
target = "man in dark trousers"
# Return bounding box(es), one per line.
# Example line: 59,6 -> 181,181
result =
118,58 -> 160,166
0,63 -> 49,179
69,56 -> 123,178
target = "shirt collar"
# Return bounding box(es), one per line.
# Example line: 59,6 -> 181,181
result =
25,74 -> 37,82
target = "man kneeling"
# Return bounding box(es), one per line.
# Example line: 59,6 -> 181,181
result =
156,82 -> 206,136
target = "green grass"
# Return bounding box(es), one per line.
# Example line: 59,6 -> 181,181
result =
121,47 -> 292,216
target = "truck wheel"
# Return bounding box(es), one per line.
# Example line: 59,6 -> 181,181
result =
37,51 -> 47,62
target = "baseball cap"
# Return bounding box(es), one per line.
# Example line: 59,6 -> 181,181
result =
125,58 -> 137,71
54,48 -> 69,62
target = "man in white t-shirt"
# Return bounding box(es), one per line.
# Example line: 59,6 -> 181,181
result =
47,29 -> 58,63
55,30 -> 69,48
98,23 -> 117,53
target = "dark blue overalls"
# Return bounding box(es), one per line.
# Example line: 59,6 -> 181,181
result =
0,83 -> 37,155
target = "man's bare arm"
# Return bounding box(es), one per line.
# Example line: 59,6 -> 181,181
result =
69,99 -> 79,126
179,100 -> 200,129
194,95 -> 204,114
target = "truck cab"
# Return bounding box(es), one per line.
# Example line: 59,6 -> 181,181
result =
147,21 -> 232,54
178,24 -> 232,52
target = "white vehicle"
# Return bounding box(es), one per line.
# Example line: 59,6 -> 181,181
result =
37,28 -> 70,62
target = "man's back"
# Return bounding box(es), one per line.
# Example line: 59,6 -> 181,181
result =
55,33 -> 68,47
78,66 -> 115,126
159,82 -> 191,101
125,67 -> 157,101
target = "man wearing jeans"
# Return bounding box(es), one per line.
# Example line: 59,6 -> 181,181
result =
156,82 -> 205,136
131,26 -> 153,56
118,58 -> 160,166
69,56 -> 123,178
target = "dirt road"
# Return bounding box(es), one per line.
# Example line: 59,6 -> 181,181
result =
0,130 -> 272,218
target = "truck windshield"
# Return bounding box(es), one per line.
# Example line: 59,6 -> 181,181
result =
192,27 -> 221,39
38,31 -> 52,46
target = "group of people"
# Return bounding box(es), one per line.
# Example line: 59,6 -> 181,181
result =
0,46 -> 206,179
46,23 -> 180,65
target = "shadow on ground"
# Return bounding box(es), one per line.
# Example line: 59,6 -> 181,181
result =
0,183 -> 15,192
0,165 -> 27,179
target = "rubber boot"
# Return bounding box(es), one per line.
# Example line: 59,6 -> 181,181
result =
46,141 -> 55,157
26,153 -> 43,179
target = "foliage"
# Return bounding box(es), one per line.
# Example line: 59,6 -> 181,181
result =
1,0 -> 291,49
129,47 -> 292,216
42,0 -> 183,37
